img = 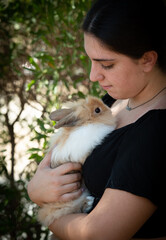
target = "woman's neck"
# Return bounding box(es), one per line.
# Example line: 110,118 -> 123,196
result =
128,69 -> 166,109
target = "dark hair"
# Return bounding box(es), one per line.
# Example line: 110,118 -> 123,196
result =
82,0 -> 166,72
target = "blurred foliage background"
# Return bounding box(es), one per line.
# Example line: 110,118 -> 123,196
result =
1,0 -> 166,239
0,0 -> 106,239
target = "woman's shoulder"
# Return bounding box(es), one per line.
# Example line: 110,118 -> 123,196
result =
118,109 -> 166,146
109,109 -> 166,206
114,98 -> 166,131
112,108 -> 166,154
134,109 -> 166,132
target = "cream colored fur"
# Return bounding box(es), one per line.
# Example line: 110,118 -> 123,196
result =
37,96 -> 116,231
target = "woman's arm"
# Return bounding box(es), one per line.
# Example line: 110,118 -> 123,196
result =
49,188 -> 157,240
27,151 -> 82,206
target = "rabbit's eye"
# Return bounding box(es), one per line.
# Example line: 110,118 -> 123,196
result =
95,107 -> 101,113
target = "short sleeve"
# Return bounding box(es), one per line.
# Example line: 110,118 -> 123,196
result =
106,110 -> 166,206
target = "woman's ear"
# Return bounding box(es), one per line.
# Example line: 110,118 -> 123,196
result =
141,51 -> 158,72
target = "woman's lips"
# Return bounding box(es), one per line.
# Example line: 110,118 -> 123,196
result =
100,85 -> 112,90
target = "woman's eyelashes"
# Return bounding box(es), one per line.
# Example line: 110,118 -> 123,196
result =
101,64 -> 114,70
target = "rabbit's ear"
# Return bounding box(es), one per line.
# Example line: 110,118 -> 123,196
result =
50,109 -> 80,129
54,112 -> 80,129
49,109 -> 72,121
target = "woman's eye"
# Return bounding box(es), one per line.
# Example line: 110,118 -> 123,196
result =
101,64 -> 114,70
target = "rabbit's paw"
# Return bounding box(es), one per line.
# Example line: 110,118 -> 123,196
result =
82,195 -> 94,213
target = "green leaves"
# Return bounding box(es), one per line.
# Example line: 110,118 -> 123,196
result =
0,0 -> 106,239
26,80 -> 36,91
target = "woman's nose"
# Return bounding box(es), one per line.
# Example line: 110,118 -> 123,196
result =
90,63 -> 104,82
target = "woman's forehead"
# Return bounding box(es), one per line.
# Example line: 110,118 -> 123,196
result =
84,33 -> 118,59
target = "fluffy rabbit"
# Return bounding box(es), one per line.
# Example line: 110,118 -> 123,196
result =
38,96 -> 116,229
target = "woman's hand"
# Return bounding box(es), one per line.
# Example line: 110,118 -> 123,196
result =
27,151 -> 82,206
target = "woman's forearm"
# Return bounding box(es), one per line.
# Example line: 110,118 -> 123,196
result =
49,213 -> 88,240
48,188 -> 157,240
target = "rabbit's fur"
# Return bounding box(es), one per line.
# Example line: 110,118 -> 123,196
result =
38,96 -> 116,228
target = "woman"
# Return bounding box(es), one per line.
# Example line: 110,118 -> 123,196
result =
28,0 -> 166,239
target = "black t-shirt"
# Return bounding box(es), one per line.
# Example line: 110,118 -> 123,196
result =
83,108 -> 166,238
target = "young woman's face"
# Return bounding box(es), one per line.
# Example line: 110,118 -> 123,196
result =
84,33 -> 147,100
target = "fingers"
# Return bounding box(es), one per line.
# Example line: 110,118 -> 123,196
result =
61,182 -> 81,195
57,162 -> 82,175
60,188 -> 83,202
35,160 -> 83,204
39,157 -> 82,176
60,172 -> 82,185
51,165 -> 82,203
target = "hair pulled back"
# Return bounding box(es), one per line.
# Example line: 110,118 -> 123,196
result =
82,0 -> 166,72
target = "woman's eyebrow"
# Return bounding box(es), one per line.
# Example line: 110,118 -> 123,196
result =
92,58 -> 115,62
